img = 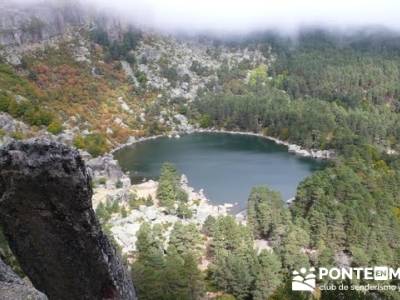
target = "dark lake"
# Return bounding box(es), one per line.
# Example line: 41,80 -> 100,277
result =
114,133 -> 324,211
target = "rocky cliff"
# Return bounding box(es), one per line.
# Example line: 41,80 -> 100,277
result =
0,0 -> 127,66
0,1 -> 87,47
0,139 -> 136,299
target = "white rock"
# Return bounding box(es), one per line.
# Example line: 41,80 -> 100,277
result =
74,46 -> 91,63
110,222 -> 142,252
127,136 -> 136,144
117,97 -> 134,114
113,117 -> 128,128
106,128 -> 113,135
143,206 -> 158,221
254,240 -> 273,255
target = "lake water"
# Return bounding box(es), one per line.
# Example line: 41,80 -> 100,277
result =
114,133 -> 324,211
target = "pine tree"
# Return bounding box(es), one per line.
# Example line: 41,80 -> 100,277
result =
253,251 -> 283,300
247,186 -> 290,244
157,162 -> 188,212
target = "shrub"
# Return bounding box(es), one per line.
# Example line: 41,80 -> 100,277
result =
28,70 -> 38,81
0,63 -> 38,98
0,93 -> 11,112
199,114 -> 212,128
95,202 -> 110,224
161,66 -> 178,87
128,198 -> 141,210
107,199 -> 120,214
97,177 -> 107,185
8,100 -> 32,118
6,96 -> 54,127
73,135 -> 86,149
115,179 -> 123,189
47,120 -> 63,134
121,206 -> 128,218
73,133 -> 108,157
84,133 -> 108,157
11,131 -> 24,140
190,61 -> 210,76
135,71 -> 147,85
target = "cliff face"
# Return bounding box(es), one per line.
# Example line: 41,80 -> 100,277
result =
0,1 -> 88,47
0,0 -> 128,49
0,139 -> 136,299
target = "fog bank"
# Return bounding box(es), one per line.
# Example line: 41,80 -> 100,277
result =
88,0 -> 400,33
7,0 -> 400,34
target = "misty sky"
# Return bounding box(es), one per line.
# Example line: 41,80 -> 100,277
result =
88,0 -> 400,33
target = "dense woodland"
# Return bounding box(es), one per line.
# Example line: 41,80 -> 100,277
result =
130,151 -> 400,299
193,30 -> 400,153
166,30 -> 400,299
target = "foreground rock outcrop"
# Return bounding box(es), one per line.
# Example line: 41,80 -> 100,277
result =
0,258 -> 48,300
0,139 -> 136,299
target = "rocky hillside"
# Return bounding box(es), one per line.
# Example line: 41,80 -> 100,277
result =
0,5 -> 274,297
0,0 -> 272,157
134,35 -> 269,101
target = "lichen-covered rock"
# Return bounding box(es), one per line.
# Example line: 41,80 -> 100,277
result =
0,258 -> 48,300
0,139 -> 136,300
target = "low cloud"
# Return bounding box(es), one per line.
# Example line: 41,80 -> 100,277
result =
88,0 -> 400,33
8,0 -> 400,34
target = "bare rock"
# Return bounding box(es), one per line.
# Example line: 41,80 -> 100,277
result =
0,258 -> 48,300
0,139 -> 136,300
0,113 -> 29,135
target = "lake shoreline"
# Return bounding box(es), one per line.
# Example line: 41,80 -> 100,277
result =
111,129 -> 327,209
110,129 -> 335,160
